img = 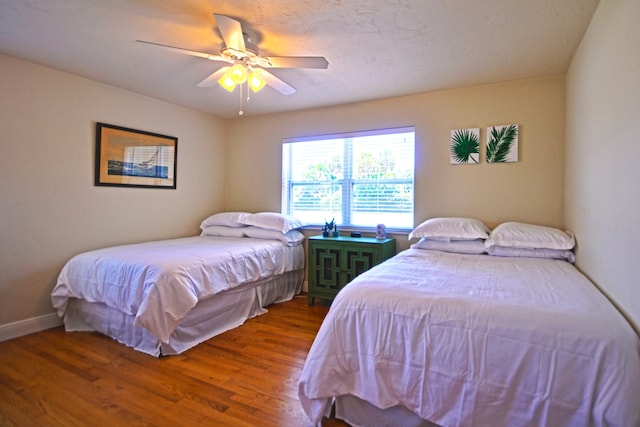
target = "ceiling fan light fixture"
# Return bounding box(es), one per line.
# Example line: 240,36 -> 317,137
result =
137,12 -> 327,112
218,72 -> 237,92
229,63 -> 247,84
248,70 -> 266,92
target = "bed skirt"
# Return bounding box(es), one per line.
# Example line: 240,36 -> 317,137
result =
334,395 -> 439,427
62,268 -> 304,356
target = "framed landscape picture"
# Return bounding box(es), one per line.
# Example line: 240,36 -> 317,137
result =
95,122 -> 177,189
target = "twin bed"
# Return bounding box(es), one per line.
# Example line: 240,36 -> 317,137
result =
51,212 -> 306,356
298,218 -> 640,426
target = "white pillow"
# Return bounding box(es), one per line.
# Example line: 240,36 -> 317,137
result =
486,244 -> 575,263
411,238 -> 486,254
243,226 -> 305,246
408,217 -> 490,241
200,225 -> 246,238
200,212 -> 250,229
239,212 -> 305,233
488,222 -> 575,250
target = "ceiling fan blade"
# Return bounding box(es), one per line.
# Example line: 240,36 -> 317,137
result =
261,70 -> 296,95
196,67 -> 230,87
265,56 -> 329,69
214,14 -> 245,52
135,40 -> 229,62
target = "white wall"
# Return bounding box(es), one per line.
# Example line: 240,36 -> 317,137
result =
1,60 -> 565,334
0,55 -> 227,329
565,0 -> 640,331
225,76 -> 567,251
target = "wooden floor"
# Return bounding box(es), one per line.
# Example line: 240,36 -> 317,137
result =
0,294 -> 350,427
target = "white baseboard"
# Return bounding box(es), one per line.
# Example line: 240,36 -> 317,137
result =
0,313 -> 63,342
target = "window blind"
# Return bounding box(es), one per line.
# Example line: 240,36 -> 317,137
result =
282,127 -> 415,229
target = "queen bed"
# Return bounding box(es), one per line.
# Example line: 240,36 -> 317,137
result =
298,219 -> 640,426
51,212 -> 306,356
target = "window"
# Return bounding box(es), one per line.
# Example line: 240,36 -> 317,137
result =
282,127 -> 415,229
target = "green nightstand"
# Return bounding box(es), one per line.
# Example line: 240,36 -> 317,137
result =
307,235 -> 395,305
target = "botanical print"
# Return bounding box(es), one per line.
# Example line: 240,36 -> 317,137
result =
450,128 -> 480,164
486,124 -> 518,163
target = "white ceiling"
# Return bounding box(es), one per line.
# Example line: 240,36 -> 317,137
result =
0,0 -> 599,119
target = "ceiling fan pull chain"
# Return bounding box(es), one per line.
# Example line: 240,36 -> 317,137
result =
238,82 -> 244,115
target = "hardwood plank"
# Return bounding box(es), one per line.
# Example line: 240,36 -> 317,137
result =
0,382 -> 49,427
0,295 -> 348,426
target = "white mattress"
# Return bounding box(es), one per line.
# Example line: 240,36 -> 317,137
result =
52,236 -> 304,345
298,249 -> 640,426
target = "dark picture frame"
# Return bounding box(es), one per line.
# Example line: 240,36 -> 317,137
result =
95,122 -> 177,189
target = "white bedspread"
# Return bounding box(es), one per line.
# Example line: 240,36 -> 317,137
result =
298,249 -> 640,426
52,236 -> 300,344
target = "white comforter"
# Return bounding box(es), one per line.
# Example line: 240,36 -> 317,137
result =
52,236 -> 297,344
298,249 -> 640,427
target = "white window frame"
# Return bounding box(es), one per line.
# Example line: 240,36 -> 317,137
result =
282,126 -> 415,231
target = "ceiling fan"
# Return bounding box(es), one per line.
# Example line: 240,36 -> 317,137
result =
136,13 -> 328,112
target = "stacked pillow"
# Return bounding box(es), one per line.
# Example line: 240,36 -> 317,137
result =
200,211 -> 251,238
200,212 -> 306,246
408,217 -> 489,254
484,221 -> 575,263
408,217 -> 576,262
